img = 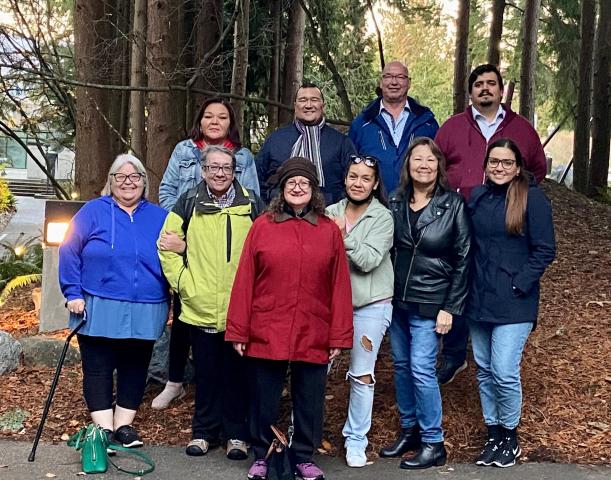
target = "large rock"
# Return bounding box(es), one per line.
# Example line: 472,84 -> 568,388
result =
19,336 -> 80,367
0,331 -> 22,375
148,326 -> 194,383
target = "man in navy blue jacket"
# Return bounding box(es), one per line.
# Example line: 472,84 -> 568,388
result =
256,83 -> 356,204
349,61 -> 439,193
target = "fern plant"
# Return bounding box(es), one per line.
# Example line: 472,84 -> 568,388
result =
0,234 -> 43,306
0,273 -> 42,307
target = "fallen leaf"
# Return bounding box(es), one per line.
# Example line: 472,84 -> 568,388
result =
316,448 -> 327,454
324,394 -> 334,400
0,464 -> 8,468
45,473 -> 57,478
76,472 -> 87,476
69,420 -> 79,427
321,439 -> 332,451
60,433 -> 70,441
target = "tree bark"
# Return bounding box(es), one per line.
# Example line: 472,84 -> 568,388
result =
74,0 -> 122,199
487,0 -> 505,66
231,0 -> 250,138
194,0 -> 224,107
279,0 -> 305,125
266,0 -> 282,131
146,0 -> 185,202
453,0 -> 470,114
519,0 -> 541,124
588,0 -> 610,196
129,0 -> 147,161
573,0 -> 596,194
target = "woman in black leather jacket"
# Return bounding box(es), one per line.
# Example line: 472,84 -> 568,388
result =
380,137 -> 471,470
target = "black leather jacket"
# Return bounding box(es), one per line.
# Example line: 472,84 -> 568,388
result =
389,185 -> 471,315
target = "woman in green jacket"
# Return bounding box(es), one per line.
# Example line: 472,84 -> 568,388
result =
326,154 -> 394,468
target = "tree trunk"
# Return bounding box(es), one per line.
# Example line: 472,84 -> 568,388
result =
74,0 -> 122,199
453,0 -> 470,114
194,0 -> 224,107
146,0 -> 185,202
588,0 -> 610,196
231,0 -> 250,138
504,79 -> 515,108
519,0 -> 541,124
487,0 -> 505,66
266,0 -> 282,131
573,0 -> 596,194
113,0 -> 131,145
279,0 -> 305,125
129,0 -> 147,161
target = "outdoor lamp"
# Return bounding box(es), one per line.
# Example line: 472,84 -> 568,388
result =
43,200 -> 85,246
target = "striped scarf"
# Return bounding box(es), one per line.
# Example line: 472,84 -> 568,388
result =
290,119 -> 326,187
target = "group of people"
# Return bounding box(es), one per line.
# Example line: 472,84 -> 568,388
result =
58,61 -> 556,480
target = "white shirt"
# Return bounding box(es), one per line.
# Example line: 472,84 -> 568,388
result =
472,105 -> 504,141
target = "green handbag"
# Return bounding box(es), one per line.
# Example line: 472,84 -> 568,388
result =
67,424 -> 108,474
67,424 -> 155,476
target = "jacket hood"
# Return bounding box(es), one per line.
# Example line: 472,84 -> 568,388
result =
362,96 -> 435,123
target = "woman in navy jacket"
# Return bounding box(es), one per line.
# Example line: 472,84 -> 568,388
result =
465,138 -> 555,468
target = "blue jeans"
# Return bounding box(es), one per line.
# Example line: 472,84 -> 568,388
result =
342,303 -> 392,450
469,321 -> 533,429
389,305 -> 443,443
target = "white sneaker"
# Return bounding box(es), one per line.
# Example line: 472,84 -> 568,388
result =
151,382 -> 185,409
346,446 -> 367,467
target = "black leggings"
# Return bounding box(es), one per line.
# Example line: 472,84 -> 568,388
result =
77,334 -> 155,412
168,295 -> 191,382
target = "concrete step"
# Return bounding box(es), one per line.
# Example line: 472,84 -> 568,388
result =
5,178 -> 56,197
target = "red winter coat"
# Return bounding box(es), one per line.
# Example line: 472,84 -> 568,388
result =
435,105 -> 547,200
225,211 -> 353,364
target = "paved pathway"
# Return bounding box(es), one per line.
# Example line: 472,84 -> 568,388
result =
1,440 -> 609,480
0,196 -> 45,245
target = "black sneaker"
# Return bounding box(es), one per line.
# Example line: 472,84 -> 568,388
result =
103,429 -> 117,456
492,428 -> 521,468
475,425 -> 502,466
437,360 -> 467,385
114,424 -> 143,448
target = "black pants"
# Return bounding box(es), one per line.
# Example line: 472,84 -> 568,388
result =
188,323 -> 248,442
441,314 -> 468,365
168,295 -> 191,383
77,334 -> 154,412
248,358 -> 327,464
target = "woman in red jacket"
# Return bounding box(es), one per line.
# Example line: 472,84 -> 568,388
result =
226,157 -> 353,480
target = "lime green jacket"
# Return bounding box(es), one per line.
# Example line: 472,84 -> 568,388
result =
158,181 -> 255,330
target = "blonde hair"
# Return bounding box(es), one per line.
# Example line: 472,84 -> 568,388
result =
101,153 -> 149,198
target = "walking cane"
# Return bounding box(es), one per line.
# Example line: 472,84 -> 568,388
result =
28,309 -> 87,462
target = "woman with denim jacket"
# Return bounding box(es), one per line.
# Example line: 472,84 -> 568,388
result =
325,154 -> 394,468
382,137 -> 471,470
152,98 -> 260,411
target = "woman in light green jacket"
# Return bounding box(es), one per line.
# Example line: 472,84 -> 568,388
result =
326,155 -> 394,468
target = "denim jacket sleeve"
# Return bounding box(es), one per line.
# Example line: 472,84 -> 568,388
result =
159,141 -> 199,211
235,147 -> 260,196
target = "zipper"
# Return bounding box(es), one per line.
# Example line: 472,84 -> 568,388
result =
226,215 -> 232,263
402,225 -> 427,301
379,130 -> 387,150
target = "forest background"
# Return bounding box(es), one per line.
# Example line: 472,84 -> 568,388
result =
0,0 -> 609,203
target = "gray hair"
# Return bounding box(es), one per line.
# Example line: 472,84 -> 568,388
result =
200,145 -> 237,169
102,153 -> 149,198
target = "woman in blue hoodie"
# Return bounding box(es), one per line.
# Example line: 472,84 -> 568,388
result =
59,154 -> 169,449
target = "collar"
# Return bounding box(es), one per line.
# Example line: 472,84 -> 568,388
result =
275,204 -> 318,225
471,104 -> 504,123
380,99 -> 411,115
205,183 -> 235,203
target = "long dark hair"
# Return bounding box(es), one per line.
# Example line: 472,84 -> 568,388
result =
346,155 -> 388,207
484,138 -> 529,235
267,180 -> 326,219
399,137 -> 449,200
188,97 -> 242,148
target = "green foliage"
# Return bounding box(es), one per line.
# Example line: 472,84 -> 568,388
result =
0,178 -> 15,212
0,273 -> 41,307
0,235 -> 42,305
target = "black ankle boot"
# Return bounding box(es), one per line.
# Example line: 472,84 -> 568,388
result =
399,441 -> 447,469
379,426 -> 420,458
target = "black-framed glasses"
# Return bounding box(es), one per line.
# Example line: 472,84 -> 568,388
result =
110,173 -> 144,183
203,165 -> 234,175
487,157 -> 517,169
350,154 -> 378,167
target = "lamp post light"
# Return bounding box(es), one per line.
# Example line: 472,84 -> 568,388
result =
40,200 -> 85,332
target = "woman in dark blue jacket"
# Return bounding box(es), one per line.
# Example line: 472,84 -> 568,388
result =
466,138 -> 556,468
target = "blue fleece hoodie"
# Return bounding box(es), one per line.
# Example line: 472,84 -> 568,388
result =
59,196 -> 169,303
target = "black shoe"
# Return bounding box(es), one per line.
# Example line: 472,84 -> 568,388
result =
103,429 -> 117,456
437,359 -> 468,385
399,442 -> 447,470
379,426 -> 421,457
475,425 -> 502,466
492,427 -> 521,468
114,424 -> 143,448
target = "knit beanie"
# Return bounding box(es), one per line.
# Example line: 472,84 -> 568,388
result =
271,157 -> 319,188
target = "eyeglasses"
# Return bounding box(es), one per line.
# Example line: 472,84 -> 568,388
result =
285,180 -> 312,190
110,173 -> 144,183
350,155 -> 378,167
487,157 -> 517,169
381,73 -> 410,83
203,165 -> 234,175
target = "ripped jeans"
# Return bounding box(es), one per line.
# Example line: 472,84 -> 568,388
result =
342,302 -> 393,451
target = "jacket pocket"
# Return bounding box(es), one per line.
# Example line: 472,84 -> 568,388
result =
252,294 -> 275,312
